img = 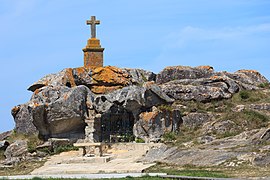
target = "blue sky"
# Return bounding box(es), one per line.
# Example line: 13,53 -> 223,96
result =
1,0 -> 270,132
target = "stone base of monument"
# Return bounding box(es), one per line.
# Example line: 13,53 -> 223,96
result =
62,156 -> 111,164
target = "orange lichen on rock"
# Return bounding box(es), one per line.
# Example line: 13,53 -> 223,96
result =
63,68 -> 76,87
91,85 -> 123,94
63,93 -> 68,100
140,111 -> 159,122
34,89 -> 41,95
33,102 -> 39,107
143,81 -> 155,88
237,69 -> 260,75
92,66 -> 131,85
74,67 -> 88,76
196,65 -> 214,72
11,106 -> 20,116
90,66 -> 132,94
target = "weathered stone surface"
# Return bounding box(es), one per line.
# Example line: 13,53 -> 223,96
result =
30,85 -> 94,140
124,68 -> 156,84
252,153 -> 270,167
0,131 -> 12,141
11,104 -> 38,134
156,65 -> 214,84
249,103 -> 270,111
28,66 -> 143,95
236,70 -> 269,86
143,144 -> 241,166
143,129 -> 269,167
203,120 -> 240,136
94,83 -> 174,114
217,70 -> 269,90
134,106 -> 182,142
231,103 -> 270,113
158,67 -> 269,102
92,83 -> 176,142
182,113 -> 213,128
160,79 -> 233,102
28,68 -> 79,92
4,140 -> 28,165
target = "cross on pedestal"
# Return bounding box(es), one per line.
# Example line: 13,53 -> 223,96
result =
83,16 -> 104,68
86,16 -> 100,38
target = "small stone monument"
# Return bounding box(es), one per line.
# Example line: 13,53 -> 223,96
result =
83,16 -> 104,68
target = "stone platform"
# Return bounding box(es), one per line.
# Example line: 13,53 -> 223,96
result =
31,143 -> 160,175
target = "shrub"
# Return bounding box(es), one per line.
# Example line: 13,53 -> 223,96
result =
135,138 -> 145,143
158,104 -> 173,112
163,132 -> 177,142
239,90 -> 250,100
258,82 -> 270,88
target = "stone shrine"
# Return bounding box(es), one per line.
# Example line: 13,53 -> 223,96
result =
83,16 -> 104,68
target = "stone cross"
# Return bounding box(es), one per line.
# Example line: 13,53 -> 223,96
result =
86,16 -> 100,38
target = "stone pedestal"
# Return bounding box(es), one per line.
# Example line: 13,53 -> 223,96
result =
83,38 -> 104,68
84,114 -> 101,143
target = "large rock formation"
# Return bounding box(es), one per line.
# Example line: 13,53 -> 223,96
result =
11,65 -> 269,144
12,66 -> 180,142
6,64 -> 270,171
158,66 -> 269,102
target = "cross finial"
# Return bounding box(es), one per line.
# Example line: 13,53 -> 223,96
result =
86,16 -> 100,38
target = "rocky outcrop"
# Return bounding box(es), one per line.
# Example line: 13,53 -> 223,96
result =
11,104 -> 38,134
4,140 -> 28,165
134,106 -> 182,142
28,66 -> 157,95
143,128 -> 270,167
92,83 -> 175,142
158,66 -> 269,102
10,64 -> 269,145
156,65 -> 214,84
13,75 -> 176,142
13,85 -> 94,139
94,83 -> 174,114
232,103 -> 270,113
124,68 -> 156,84
182,113 -> 213,128
159,78 -> 233,102
0,131 -> 12,141
30,85 -> 92,140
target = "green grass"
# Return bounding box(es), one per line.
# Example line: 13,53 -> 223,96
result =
163,132 -> 177,142
232,90 -> 270,104
30,176 -> 170,180
220,110 -> 269,130
258,82 -> 270,88
157,104 -> 173,112
146,164 -> 229,178
135,138 -> 145,143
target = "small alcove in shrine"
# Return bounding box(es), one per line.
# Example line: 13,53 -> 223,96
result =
99,104 -> 135,142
